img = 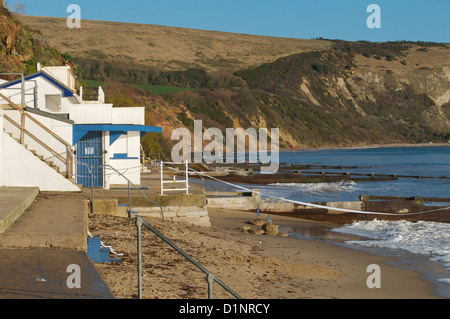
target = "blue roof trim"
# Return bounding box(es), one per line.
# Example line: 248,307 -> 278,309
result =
73,130 -> 89,146
0,72 -> 74,97
73,124 -> 162,145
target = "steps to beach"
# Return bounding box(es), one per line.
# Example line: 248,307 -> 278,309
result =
87,236 -> 121,264
1,132 -> 80,192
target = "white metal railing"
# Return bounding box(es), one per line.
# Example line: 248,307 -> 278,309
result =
160,160 -> 189,195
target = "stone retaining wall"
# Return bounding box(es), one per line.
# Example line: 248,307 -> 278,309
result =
92,193 -> 211,227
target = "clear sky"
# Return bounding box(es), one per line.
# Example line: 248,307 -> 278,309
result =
10,0 -> 450,43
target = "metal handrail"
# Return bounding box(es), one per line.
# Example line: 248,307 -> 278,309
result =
3,113 -> 72,175
89,164 -> 165,221
0,73 -> 25,105
135,215 -> 242,299
1,92 -> 74,176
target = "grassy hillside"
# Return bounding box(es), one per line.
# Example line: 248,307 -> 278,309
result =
18,15 -> 330,73
16,14 -> 450,156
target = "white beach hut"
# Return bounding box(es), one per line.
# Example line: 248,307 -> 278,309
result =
0,64 -> 161,190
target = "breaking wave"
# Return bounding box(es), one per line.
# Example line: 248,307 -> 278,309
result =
269,180 -> 357,194
332,219 -> 450,285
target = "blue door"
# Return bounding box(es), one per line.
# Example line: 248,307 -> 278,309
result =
76,131 -> 104,187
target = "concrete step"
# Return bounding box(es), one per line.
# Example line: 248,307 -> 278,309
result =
0,187 -> 40,233
0,196 -> 89,250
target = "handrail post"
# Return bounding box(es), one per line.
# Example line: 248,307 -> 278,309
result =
66,145 -> 70,176
19,110 -> 25,144
136,216 -> 143,299
160,161 -> 164,195
136,217 -> 242,299
91,165 -> 94,214
95,164 -> 165,221
128,180 -> 132,218
185,160 -> 189,194
20,73 -> 25,107
206,272 -> 215,299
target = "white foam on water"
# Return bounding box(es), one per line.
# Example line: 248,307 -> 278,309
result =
269,180 -> 357,194
332,219 -> 450,285
437,278 -> 450,285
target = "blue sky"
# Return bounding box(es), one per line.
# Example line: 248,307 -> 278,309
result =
11,0 -> 450,43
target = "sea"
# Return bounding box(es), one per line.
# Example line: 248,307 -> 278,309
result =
195,145 -> 450,298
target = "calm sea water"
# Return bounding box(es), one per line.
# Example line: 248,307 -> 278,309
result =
201,145 -> 450,202
196,145 -> 450,297
261,145 -> 450,203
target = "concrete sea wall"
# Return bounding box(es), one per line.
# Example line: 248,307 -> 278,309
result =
92,193 -> 211,227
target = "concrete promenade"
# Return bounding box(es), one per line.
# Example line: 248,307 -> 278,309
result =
0,187 -> 114,299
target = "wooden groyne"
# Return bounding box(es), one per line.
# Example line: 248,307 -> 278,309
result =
266,195 -> 450,224
206,190 -> 450,224
216,171 -> 397,184
192,162 -> 449,184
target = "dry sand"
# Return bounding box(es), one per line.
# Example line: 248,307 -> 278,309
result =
88,207 -> 441,299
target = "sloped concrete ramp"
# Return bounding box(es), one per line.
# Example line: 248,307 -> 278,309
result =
0,190 -> 114,299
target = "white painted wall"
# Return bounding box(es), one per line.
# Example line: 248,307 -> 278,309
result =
24,111 -> 73,146
112,107 -> 145,125
109,134 -> 127,155
127,131 -> 141,158
0,80 -> 36,108
0,76 -> 70,112
108,158 -> 141,185
68,104 -> 113,124
1,132 -> 80,192
106,131 -> 141,186
42,66 -> 76,90
108,132 -> 141,160
3,109 -> 73,173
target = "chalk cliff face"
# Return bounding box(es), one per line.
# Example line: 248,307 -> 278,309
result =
102,40 -> 450,152
228,41 -> 450,148
8,12 -> 450,151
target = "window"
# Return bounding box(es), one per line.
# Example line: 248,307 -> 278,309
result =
45,94 -> 62,112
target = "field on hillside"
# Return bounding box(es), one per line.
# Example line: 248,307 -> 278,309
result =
16,13 -> 450,155
19,15 -> 331,73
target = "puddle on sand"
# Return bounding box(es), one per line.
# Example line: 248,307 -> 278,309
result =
279,223 -> 364,243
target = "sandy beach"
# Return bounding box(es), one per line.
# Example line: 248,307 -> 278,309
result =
36,168 -> 444,300
88,206 -> 442,299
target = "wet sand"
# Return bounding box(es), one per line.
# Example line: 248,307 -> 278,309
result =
207,208 -> 442,299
